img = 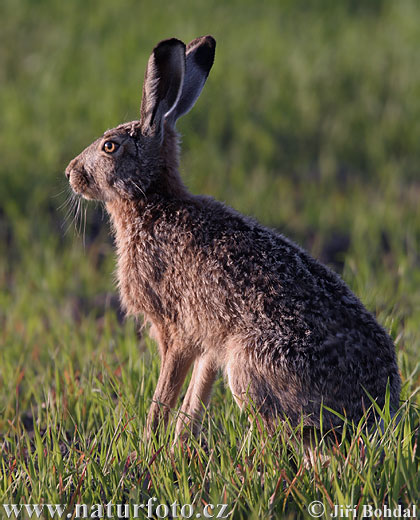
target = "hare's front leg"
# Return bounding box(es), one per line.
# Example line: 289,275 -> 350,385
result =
147,348 -> 194,435
175,352 -> 218,439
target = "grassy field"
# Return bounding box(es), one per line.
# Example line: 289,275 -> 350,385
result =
1,0 -> 420,518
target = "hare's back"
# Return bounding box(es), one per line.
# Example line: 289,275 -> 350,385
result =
191,197 -> 398,367
197,202 -> 401,417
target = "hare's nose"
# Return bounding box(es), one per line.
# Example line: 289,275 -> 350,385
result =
65,157 -> 79,179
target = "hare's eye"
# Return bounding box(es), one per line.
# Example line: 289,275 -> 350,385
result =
103,141 -> 119,153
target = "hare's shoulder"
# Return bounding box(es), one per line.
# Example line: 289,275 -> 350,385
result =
152,195 -> 338,279
175,197 -> 343,278
152,196 -> 353,302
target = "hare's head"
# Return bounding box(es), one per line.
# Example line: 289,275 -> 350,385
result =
66,36 -> 215,202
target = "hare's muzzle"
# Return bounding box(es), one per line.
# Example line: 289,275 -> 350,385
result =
65,156 -> 81,180
65,157 -> 91,197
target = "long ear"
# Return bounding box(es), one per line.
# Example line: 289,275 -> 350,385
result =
166,35 -> 216,127
140,38 -> 186,138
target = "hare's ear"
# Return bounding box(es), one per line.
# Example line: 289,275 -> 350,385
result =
140,38 -> 186,138
166,35 -> 216,127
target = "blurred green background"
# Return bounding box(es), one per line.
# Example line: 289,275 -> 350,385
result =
1,0 -> 420,425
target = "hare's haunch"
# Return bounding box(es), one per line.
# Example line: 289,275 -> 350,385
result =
66,36 -> 400,443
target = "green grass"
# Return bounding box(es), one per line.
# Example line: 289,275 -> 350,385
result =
1,0 -> 420,518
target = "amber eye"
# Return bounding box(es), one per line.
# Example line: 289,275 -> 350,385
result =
103,141 -> 119,153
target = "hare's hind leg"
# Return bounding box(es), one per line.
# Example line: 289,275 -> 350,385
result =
225,353 -> 277,433
224,340 -> 297,434
175,351 -> 218,439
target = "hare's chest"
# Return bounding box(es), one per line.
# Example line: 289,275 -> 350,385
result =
115,242 -> 167,317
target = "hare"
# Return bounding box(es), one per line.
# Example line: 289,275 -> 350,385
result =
66,36 -> 400,445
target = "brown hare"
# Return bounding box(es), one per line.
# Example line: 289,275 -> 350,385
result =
66,36 -> 400,446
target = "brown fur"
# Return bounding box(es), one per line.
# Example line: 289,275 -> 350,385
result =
66,36 -> 400,448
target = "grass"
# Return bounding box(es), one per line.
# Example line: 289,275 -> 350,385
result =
1,333 -> 419,517
1,0 -> 420,518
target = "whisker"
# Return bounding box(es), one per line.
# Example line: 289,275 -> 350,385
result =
62,194 -> 78,230
52,188 -> 68,199
83,205 -> 87,248
64,196 -> 81,236
75,198 -> 81,235
130,178 -> 147,200
67,194 -> 78,219
57,193 -> 75,212
75,198 -> 82,235
56,184 -> 76,213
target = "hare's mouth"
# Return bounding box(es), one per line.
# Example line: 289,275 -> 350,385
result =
69,173 -> 89,196
67,169 -> 97,200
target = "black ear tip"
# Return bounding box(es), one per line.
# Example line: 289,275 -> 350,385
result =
188,35 -> 216,75
187,35 -> 216,50
154,37 -> 185,49
153,38 -> 186,60
200,35 -> 216,48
